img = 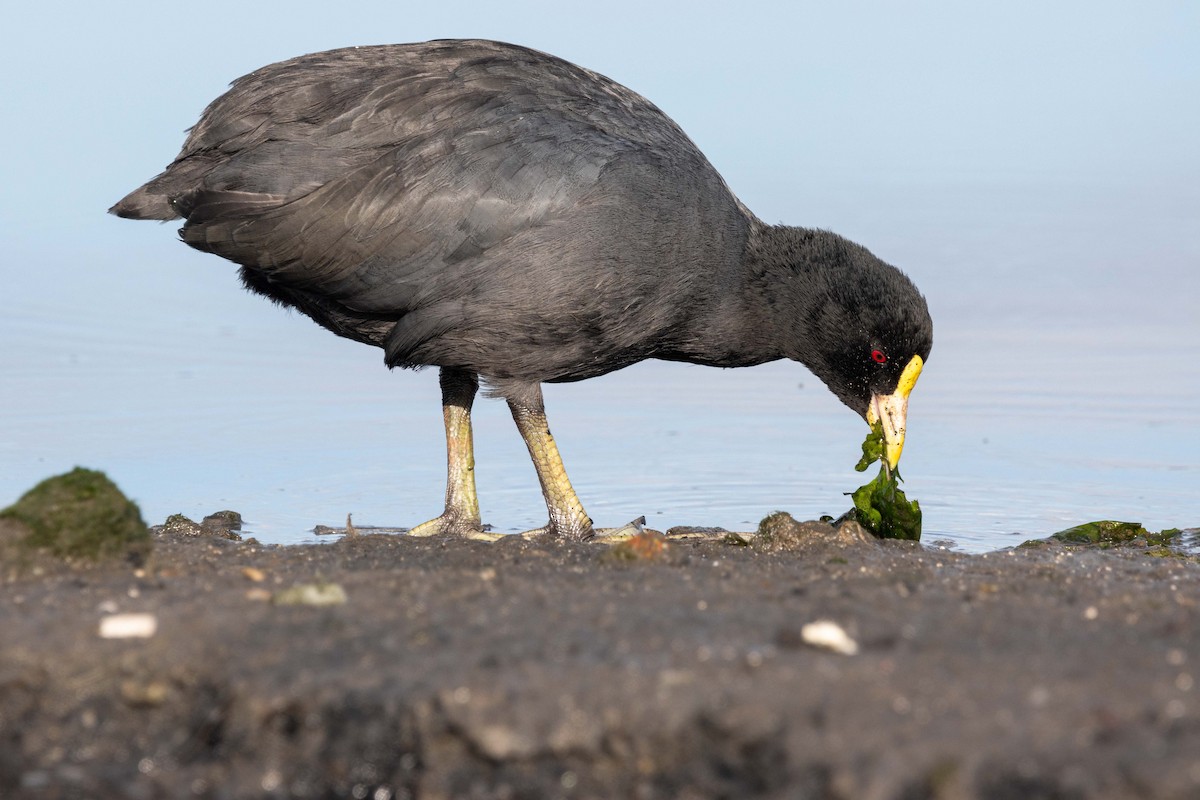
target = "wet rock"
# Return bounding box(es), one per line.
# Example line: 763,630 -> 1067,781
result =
156,510 -> 242,540
665,525 -> 730,536
201,510 -> 243,539
158,514 -> 203,536
752,512 -> 875,552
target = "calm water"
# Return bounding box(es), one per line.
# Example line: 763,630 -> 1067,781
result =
3,179 -> 1197,553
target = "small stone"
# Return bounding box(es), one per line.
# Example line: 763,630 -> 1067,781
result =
241,567 -> 266,582
99,613 -> 158,639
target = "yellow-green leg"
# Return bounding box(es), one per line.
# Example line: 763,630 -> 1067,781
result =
507,386 -> 594,541
408,368 -> 495,539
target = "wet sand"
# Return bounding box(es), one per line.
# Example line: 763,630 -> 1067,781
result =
2,516 -> 1198,799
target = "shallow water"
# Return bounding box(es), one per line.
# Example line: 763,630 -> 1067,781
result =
3,179 -> 1198,553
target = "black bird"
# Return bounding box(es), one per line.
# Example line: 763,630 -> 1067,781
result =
112,39 -> 932,540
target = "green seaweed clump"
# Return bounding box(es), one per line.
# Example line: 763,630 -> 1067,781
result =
1049,521 -> 1187,552
0,467 -> 151,563
849,424 -> 922,541
854,424 -> 885,472
1052,520 -> 1150,545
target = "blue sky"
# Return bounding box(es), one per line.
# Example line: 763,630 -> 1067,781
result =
3,0 -> 1197,254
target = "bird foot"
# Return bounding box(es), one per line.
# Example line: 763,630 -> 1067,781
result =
407,514 -> 501,542
516,518 -> 596,542
589,516 -> 648,542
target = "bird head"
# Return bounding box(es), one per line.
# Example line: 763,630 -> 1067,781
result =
818,323 -> 930,470
772,230 -> 933,468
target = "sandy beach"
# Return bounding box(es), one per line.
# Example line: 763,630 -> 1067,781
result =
2,509 -> 1198,799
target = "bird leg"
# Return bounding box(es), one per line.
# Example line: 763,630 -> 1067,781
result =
506,384 -> 594,540
408,368 -> 495,539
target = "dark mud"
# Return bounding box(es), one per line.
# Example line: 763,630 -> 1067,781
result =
2,517 -> 1199,799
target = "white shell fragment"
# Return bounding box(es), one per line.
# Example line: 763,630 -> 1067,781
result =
800,620 -> 859,655
99,613 -> 158,639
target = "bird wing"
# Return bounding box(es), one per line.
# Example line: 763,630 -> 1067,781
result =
148,41 -> 694,316
177,110 -> 614,314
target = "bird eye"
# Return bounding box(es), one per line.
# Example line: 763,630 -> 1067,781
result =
871,349 -> 887,364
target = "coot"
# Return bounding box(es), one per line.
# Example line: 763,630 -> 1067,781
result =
112,39 -> 933,540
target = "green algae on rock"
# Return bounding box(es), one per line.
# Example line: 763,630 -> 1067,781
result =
0,467 -> 151,563
1017,523 -> 1200,562
1046,521 -> 1193,555
849,424 -> 922,541
1053,520 -> 1151,545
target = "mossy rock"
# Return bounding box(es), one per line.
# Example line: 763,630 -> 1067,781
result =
1044,521 -> 1189,555
1052,520 -> 1150,545
0,467 -> 151,564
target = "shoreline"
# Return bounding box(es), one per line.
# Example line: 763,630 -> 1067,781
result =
2,517 -> 1199,798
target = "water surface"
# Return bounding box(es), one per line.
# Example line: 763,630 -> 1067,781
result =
3,179 -> 1197,553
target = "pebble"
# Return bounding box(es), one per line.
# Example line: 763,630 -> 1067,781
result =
241,567 -> 266,582
99,613 -> 158,639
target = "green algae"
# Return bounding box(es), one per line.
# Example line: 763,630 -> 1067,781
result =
1044,521 -> 1195,559
1052,520 -> 1152,545
854,423 -> 885,472
1014,522 -> 1199,561
0,467 -> 151,563
849,423 -> 922,541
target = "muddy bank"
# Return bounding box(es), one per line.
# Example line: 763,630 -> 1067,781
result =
1,516 -> 1199,799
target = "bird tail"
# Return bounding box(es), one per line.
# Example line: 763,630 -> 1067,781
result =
108,155 -> 220,220
109,184 -> 179,220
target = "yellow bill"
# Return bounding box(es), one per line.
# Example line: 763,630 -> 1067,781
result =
866,355 -> 924,469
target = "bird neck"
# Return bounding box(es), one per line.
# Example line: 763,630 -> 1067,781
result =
657,222 -> 856,372
734,222 -> 853,367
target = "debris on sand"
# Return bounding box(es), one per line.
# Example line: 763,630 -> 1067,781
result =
272,582 -> 348,606
605,530 -> 670,562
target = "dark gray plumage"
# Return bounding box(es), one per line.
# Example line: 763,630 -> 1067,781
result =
112,39 -> 933,540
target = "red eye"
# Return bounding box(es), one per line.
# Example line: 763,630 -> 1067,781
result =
871,349 -> 887,364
